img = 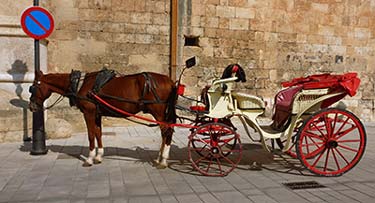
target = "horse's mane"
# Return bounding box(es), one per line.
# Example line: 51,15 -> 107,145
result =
221,64 -> 246,82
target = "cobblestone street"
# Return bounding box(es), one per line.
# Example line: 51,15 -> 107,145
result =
0,123 -> 374,203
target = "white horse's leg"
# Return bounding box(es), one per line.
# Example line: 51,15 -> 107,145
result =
85,149 -> 96,166
94,148 -> 104,164
154,151 -> 161,165
159,144 -> 170,167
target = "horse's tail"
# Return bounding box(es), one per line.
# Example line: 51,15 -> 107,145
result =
165,85 -> 177,124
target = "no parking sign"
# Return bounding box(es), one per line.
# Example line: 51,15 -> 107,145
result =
21,6 -> 54,40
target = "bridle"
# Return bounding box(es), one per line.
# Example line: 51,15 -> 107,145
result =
29,79 -> 65,110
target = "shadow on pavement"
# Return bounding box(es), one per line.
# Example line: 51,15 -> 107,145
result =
19,142 -> 313,176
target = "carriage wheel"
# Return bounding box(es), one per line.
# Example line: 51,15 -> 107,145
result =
188,122 -> 242,176
296,108 -> 366,176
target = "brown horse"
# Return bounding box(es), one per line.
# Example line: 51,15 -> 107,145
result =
29,70 -> 176,168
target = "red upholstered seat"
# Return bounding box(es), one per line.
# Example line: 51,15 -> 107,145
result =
272,73 -> 361,129
272,86 -> 303,129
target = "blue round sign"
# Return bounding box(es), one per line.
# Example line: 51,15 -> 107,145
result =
21,6 -> 54,40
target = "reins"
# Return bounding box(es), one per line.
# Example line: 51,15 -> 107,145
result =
44,95 -> 64,110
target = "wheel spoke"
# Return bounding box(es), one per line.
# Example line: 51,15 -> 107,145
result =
331,149 -> 341,171
306,133 -> 324,148
335,125 -> 357,140
332,113 -> 338,133
334,147 -> 350,165
205,158 -> 213,173
311,148 -> 326,167
303,131 -> 325,140
218,136 -> 236,146
304,135 -> 310,154
191,147 -> 210,153
306,144 -> 325,158
324,148 -> 331,171
222,154 -> 236,166
338,144 -> 358,153
221,149 -> 241,152
336,139 -> 361,143
194,152 -> 211,165
301,141 -> 325,147
334,117 -> 349,136
312,122 -> 327,139
324,114 -> 333,138
192,138 -> 210,144
216,158 -> 224,175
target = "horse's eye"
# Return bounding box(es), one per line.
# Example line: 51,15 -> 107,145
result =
29,85 -> 36,94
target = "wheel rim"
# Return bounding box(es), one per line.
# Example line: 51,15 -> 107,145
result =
296,108 -> 366,176
188,123 -> 242,176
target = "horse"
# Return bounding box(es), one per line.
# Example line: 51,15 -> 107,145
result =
28,69 -> 177,168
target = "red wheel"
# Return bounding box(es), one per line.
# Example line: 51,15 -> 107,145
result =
296,108 -> 366,176
188,122 -> 242,176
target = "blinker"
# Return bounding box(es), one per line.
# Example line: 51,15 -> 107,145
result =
29,85 -> 36,94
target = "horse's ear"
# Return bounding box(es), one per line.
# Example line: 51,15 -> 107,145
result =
34,70 -> 44,80
35,70 -> 44,76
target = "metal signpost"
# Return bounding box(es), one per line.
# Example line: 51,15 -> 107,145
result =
21,0 -> 54,155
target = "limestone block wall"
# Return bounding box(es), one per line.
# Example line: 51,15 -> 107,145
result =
39,0 -> 173,131
0,1 -> 48,142
45,0 -> 171,74
179,0 -> 375,121
1,0 -> 375,143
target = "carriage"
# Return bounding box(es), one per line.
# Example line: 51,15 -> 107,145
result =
29,57 -> 366,177
175,57 -> 366,177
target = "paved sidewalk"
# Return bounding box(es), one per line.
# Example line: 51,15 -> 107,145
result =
0,123 -> 374,203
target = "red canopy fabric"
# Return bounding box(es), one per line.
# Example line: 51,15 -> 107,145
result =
281,72 -> 360,96
272,72 -> 361,130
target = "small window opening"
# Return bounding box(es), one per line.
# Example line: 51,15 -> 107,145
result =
184,35 -> 200,47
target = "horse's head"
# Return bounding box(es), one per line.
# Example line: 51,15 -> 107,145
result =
29,71 -> 52,112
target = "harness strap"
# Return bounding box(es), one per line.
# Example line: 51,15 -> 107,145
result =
67,70 -> 85,106
90,91 -> 196,129
93,68 -> 116,93
141,72 -> 161,103
97,93 -> 167,104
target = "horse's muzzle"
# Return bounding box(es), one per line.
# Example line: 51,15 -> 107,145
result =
29,101 -> 41,112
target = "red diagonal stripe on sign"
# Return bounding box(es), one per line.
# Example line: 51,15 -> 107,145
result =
27,13 -> 48,33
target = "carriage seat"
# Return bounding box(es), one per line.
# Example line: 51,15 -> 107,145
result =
232,92 -> 265,110
272,72 -> 361,130
271,86 -> 303,129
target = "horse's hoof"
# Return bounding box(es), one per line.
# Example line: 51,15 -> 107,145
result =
94,159 -> 102,164
155,164 -> 168,169
249,162 -> 262,171
152,160 -> 160,167
82,162 -> 92,167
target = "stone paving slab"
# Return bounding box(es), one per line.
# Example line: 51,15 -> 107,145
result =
0,123 -> 374,202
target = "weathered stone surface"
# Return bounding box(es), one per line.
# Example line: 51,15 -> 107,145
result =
45,118 -> 73,139
1,0 -> 375,143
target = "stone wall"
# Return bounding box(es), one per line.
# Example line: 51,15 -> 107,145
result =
0,1 -> 48,142
41,0 -> 173,131
45,0 -> 171,74
179,0 -> 375,121
1,0 -> 375,142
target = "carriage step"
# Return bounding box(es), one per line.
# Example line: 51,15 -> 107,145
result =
283,181 -> 326,190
